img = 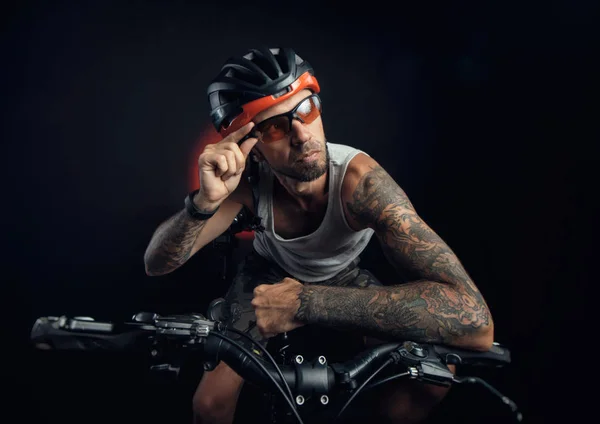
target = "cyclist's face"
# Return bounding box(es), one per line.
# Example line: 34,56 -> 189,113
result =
252,89 -> 327,183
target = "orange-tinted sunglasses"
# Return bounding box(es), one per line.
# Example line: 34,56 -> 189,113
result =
241,94 -> 322,144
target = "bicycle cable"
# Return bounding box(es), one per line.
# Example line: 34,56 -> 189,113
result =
224,327 -> 295,408
453,376 -> 522,422
363,371 -> 411,392
335,356 -> 395,421
210,332 -> 304,424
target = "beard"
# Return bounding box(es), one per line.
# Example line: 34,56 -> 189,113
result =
270,141 -> 330,182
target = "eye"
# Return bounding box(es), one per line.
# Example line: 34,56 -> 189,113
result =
263,122 -> 280,132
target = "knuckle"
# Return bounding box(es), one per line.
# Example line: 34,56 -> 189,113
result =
225,141 -> 239,150
257,322 -> 268,333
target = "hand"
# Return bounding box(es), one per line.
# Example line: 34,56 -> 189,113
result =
196,122 -> 259,209
251,277 -> 305,339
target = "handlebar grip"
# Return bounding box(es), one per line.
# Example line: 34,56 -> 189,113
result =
30,317 -> 152,352
432,343 -> 511,366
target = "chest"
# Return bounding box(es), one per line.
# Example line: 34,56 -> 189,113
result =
272,195 -> 329,240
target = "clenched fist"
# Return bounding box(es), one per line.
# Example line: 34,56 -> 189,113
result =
195,122 -> 259,211
251,278 -> 306,339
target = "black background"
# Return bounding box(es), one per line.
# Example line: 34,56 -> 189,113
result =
2,0 -> 596,423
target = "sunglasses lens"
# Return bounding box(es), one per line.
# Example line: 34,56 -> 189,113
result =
296,96 -> 322,124
254,95 -> 322,143
255,115 -> 290,143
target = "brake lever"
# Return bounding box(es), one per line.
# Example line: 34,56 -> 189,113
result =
393,341 -> 454,387
149,363 -> 181,376
153,313 -> 215,339
413,362 -> 455,387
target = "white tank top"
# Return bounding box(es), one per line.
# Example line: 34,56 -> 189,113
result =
252,142 -> 375,282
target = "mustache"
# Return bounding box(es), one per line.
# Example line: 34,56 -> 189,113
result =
290,140 -> 323,158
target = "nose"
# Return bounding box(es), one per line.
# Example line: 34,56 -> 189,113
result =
289,119 -> 312,145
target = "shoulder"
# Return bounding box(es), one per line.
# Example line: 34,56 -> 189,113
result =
341,153 -> 414,230
327,142 -> 366,164
340,153 -> 381,231
341,152 -> 383,202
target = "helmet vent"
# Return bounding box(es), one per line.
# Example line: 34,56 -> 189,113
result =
252,54 -> 282,80
225,67 -> 264,87
273,86 -> 291,99
274,53 -> 290,75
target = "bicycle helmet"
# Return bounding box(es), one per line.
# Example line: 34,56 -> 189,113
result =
207,47 -> 320,137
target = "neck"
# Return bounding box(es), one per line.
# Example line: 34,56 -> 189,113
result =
274,171 -> 329,211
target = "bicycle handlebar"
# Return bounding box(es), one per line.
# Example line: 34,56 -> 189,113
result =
29,312 -> 520,423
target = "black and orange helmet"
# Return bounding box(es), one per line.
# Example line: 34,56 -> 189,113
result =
207,47 -> 320,138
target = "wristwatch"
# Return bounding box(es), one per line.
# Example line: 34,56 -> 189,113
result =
184,189 -> 220,221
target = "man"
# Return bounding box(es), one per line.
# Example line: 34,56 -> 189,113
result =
144,47 -> 494,424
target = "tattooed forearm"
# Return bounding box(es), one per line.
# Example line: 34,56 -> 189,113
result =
340,164 -> 493,347
295,282 -> 490,348
144,210 -> 208,275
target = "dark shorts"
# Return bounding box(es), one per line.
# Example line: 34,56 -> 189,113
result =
222,250 -> 384,360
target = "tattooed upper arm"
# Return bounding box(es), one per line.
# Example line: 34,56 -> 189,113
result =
339,154 -> 493,343
342,154 -> 476,288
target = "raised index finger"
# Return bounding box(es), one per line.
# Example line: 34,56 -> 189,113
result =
238,134 -> 259,158
223,122 -> 258,158
222,121 -> 254,144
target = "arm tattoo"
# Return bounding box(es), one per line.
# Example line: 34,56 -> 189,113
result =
304,165 -> 493,345
296,282 -> 486,344
144,210 -> 207,275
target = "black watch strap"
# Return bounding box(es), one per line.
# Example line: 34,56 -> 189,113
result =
184,189 -> 220,221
